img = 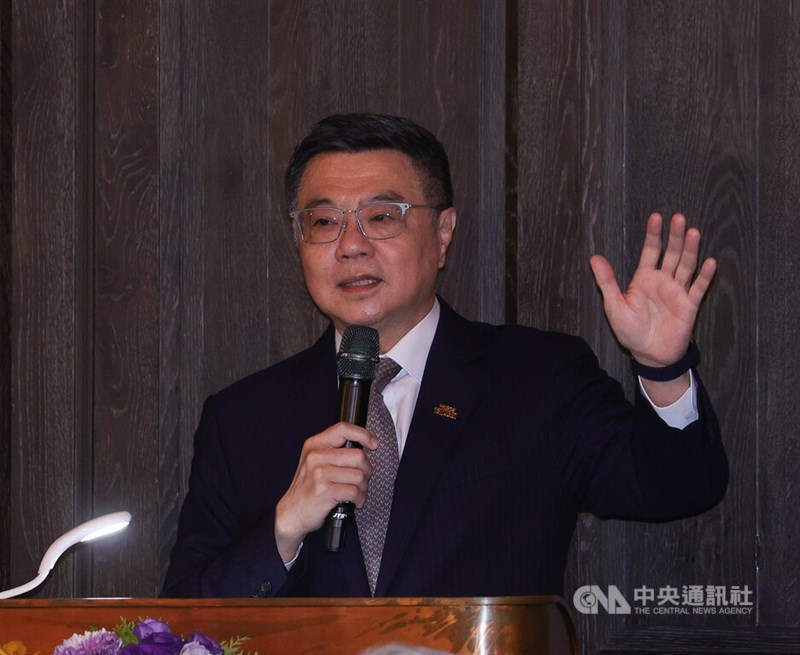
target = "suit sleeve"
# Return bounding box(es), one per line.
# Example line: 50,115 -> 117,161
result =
548,336 -> 728,520
161,397 -> 299,598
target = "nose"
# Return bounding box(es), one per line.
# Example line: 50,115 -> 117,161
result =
335,216 -> 374,259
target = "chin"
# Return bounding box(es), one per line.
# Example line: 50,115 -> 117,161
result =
337,299 -> 385,322
323,306 -> 384,332
343,312 -> 384,330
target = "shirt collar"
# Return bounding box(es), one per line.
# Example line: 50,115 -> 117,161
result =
333,298 -> 441,385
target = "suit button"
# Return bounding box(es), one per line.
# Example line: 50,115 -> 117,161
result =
255,580 -> 272,597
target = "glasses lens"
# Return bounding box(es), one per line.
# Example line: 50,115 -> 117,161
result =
298,208 -> 343,243
358,204 -> 404,240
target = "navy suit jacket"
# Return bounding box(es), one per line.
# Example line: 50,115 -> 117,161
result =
162,301 -> 727,598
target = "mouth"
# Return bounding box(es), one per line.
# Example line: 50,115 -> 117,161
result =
339,276 -> 382,289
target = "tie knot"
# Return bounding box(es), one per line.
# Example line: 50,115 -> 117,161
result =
373,357 -> 401,393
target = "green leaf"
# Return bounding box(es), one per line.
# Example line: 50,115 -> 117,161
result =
113,618 -> 138,647
220,635 -> 256,655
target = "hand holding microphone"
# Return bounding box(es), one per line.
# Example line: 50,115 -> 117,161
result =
273,326 -> 379,563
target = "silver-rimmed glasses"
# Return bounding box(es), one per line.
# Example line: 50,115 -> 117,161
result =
289,202 -> 439,244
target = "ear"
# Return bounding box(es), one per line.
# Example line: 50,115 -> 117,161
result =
436,207 -> 457,269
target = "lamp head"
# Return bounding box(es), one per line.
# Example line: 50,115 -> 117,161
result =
39,510 -> 132,573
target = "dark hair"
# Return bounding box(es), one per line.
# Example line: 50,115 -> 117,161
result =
285,113 -> 453,211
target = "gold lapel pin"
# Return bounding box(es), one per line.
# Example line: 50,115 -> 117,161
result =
433,404 -> 458,420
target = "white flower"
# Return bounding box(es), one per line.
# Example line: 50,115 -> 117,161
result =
178,643 -> 212,655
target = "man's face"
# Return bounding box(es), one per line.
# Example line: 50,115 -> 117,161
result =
295,149 -> 456,352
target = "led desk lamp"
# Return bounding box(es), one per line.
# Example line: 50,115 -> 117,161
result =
0,510 -> 132,599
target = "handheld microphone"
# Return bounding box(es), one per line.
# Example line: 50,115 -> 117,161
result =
325,325 -> 380,552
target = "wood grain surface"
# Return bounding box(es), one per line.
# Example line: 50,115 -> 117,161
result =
92,0 -> 161,598
0,0 -> 11,595
8,0 -> 81,599
757,0 -> 800,629
571,4 -> 630,650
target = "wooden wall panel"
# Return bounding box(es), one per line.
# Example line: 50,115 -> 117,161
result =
157,0 -> 185,592
570,2 -> 631,649
623,0 -> 757,629
758,0 -> 800,627
513,0 -> 582,334
8,0 -> 81,597
71,0 -> 95,599
478,0 -> 506,325
0,0 -> 11,593
579,0 -> 628,364
92,0 -> 160,596
189,0 -> 272,391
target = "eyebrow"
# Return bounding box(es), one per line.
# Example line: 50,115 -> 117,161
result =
301,191 -> 407,209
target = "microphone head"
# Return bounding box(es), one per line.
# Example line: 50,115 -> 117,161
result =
337,326 -> 380,380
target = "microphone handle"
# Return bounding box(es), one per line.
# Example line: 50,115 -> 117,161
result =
325,377 -> 371,552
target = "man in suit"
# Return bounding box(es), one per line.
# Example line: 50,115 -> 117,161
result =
162,113 -> 727,599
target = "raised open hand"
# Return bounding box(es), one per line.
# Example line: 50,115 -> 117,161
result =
589,212 -> 716,368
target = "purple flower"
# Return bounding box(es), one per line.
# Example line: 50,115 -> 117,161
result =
133,620 -> 172,642
54,629 -> 122,655
119,635 -> 184,655
184,634 -> 222,655
120,625 -> 185,655
120,645 -> 178,655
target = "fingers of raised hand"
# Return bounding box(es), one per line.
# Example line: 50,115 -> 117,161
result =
687,257 -> 718,305
638,212 -> 665,269
674,227 -> 701,288
660,213 -> 688,274
639,213 -> 709,293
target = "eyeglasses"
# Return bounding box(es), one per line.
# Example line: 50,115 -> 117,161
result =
289,202 -> 439,244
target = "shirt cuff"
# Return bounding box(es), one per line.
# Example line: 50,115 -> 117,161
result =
638,370 -> 699,430
283,541 -> 303,571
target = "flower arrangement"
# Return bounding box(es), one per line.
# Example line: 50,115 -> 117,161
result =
4,618 -> 255,655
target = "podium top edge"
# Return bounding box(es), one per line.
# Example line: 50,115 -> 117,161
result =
0,595 -> 568,609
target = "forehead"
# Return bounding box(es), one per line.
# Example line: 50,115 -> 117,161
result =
297,150 -> 426,206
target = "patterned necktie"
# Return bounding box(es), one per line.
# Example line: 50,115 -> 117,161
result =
356,356 -> 402,596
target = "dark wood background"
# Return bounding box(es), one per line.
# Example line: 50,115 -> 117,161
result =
1,1 -> 798,653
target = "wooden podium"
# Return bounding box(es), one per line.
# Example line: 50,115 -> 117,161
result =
0,597 -> 578,654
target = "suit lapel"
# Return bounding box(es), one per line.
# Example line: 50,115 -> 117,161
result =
374,302 -> 489,595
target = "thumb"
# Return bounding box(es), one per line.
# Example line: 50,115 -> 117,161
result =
589,255 -> 623,306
